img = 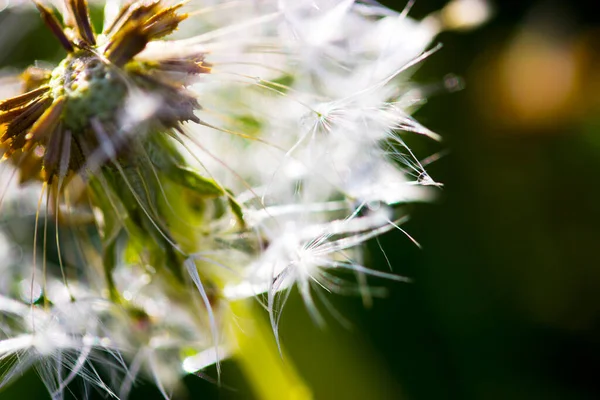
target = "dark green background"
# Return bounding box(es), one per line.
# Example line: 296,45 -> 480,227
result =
2,1 -> 600,398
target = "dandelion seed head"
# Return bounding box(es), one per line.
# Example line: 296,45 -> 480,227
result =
0,0 -> 467,397
0,0 -> 207,184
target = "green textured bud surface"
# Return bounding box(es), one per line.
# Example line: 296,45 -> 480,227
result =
50,51 -> 127,132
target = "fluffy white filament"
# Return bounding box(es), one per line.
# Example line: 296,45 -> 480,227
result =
0,0 -> 484,397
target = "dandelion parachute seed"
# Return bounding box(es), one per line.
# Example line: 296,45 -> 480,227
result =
0,0 -> 481,397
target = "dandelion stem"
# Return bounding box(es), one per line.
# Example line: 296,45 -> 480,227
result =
229,300 -> 312,400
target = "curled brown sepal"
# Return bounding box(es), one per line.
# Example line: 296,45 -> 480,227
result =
33,1 -> 75,52
1,1 -> 204,186
0,94 -> 53,158
104,2 -> 187,66
66,0 -> 97,46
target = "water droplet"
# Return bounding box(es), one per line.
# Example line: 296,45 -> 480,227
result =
444,73 -> 465,92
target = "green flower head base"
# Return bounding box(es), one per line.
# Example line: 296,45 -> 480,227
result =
0,0 -> 209,184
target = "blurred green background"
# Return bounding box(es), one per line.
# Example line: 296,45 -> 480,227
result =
2,0 -> 600,399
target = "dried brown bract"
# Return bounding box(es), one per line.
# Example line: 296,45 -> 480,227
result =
0,0 -> 209,185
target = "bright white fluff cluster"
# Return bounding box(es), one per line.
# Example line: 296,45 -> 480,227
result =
0,0 -> 454,397
189,0 -> 441,313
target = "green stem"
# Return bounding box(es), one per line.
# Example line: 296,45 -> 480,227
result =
229,300 -> 313,400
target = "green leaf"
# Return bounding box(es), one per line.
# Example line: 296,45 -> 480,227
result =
168,166 -> 224,197
226,189 -> 246,229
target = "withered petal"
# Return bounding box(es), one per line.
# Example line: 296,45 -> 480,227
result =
141,3 -> 186,39
0,106 -> 29,125
2,96 -> 53,145
112,1 -> 161,38
66,0 -> 97,46
105,28 -> 149,67
42,123 -> 66,182
103,1 -> 134,36
105,1 -> 187,65
23,97 -> 66,151
34,1 -> 75,52
0,86 -> 49,111
153,57 -> 211,76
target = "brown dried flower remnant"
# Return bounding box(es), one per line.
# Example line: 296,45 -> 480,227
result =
0,0 -> 209,185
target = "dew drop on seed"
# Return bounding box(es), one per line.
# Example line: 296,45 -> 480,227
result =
417,172 -> 435,185
367,200 -> 382,211
18,279 -> 42,304
443,73 -> 465,92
